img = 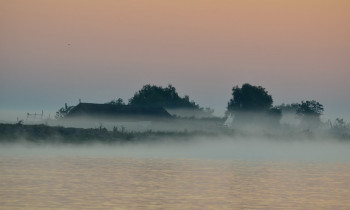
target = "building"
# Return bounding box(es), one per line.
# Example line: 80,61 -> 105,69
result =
65,103 -> 172,121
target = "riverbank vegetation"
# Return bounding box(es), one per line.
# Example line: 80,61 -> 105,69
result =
2,83 -> 350,143
0,122 -> 225,144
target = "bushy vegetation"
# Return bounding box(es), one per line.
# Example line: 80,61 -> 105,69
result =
296,100 -> 324,125
50,83 -> 350,138
0,123 -> 219,144
227,83 -> 273,112
226,83 -> 281,125
129,84 -> 199,109
56,84 -> 213,119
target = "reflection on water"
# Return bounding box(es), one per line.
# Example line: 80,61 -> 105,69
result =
1,157 -> 350,209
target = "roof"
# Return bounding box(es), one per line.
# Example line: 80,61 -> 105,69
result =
66,103 -> 172,120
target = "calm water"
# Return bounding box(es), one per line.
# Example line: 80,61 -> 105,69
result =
1,155 -> 350,209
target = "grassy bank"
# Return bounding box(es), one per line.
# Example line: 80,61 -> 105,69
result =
1,122 -> 350,145
0,123 -> 221,144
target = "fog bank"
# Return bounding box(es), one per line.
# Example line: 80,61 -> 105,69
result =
1,137 -> 350,162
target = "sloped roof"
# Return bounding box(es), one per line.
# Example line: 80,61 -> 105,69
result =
66,103 -> 172,120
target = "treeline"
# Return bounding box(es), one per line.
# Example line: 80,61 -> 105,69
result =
226,84 -> 350,137
56,84 -> 214,119
226,83 -> 325,127
56,83 -> 349,129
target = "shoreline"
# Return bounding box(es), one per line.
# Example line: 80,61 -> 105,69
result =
1,122 -> 350,144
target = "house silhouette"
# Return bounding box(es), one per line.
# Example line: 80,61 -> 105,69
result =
65,103 -> 172,120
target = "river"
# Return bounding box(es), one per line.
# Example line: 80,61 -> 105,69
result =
1,152 -> 350,209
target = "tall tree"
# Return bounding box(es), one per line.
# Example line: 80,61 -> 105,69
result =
128,84 -> 199,109
227,83 -> 273,113
226,83 -> 280,125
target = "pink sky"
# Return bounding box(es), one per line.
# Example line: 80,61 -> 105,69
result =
1,0 -> 349,119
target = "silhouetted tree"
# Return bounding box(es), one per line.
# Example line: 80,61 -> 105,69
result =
227,83 -> 273,113
226,83 -> 280,125
129,84 -> 199,109
296,100 -> 324,126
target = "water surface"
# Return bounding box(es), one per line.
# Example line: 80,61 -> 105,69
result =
1,156 -> 350,209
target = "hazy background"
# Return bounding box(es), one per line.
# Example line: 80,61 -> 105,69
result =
1,0 -> 349,121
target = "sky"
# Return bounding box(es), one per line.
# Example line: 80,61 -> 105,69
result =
1,0 -> 349,120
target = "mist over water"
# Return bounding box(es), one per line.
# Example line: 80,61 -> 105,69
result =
2,137 -> 350,209
1,108 -> 350,163
1,136 -> 350,162
2,122 -> 350,209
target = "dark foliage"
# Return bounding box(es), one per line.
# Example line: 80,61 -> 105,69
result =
129,84 -> 199,109
297,100 -> 324,116
226,83 -> 280,125
296,100 -> 324,125
227,83 -> 273,113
